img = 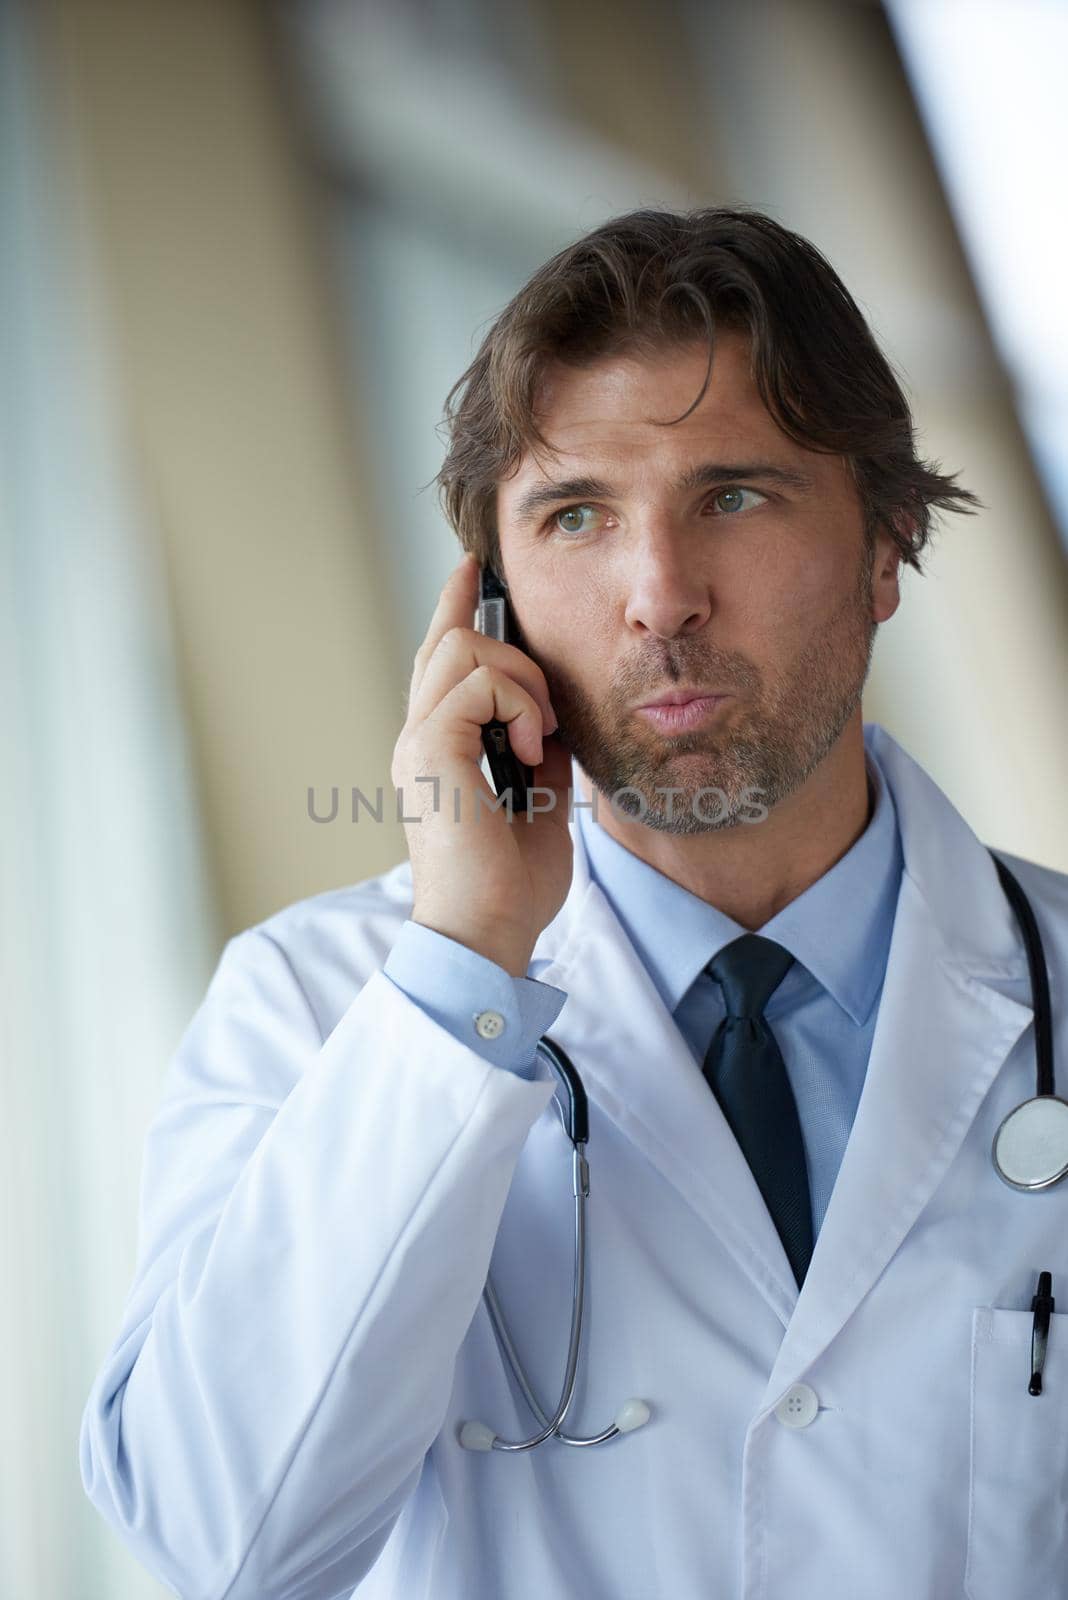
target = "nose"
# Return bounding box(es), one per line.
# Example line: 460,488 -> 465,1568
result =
622,532 -> 713,639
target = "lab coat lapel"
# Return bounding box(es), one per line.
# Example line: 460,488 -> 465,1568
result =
532,793 -> 801,1328
759,725 -> 1035,1404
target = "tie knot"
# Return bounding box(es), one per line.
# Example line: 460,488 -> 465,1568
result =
706,934 -> 794,1018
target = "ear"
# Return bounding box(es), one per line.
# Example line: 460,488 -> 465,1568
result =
871,520 -> 905,624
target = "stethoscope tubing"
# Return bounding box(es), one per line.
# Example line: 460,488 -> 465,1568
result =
480,1133 -> 587,1450
990,852 -> 1054,1097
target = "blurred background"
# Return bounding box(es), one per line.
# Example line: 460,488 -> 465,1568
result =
2,0 -> 1066,1592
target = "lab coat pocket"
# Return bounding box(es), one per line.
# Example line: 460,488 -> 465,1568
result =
965,1305 -> 1068,1600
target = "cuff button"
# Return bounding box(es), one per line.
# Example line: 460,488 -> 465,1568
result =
474,1009 -> 506,1040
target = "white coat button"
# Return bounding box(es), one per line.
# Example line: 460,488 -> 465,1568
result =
474,1010 -> 505,1040
774,1383 -> 819,1429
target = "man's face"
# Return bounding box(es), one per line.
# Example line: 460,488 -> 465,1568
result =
494,334 -> 901,833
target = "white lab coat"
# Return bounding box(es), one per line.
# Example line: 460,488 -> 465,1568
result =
80,723 -> 1068,1600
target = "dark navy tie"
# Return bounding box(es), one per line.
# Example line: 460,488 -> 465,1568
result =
702,935 -> 814,1287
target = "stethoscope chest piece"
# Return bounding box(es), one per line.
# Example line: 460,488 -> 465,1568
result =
993,1096 -> 1068,1192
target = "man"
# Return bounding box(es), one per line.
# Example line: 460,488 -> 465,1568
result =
81,208 -> 1068,1600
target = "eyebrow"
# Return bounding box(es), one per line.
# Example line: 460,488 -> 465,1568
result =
510,461 -> 817,529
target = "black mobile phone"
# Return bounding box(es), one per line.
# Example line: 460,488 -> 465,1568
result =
476,565 -> 532,813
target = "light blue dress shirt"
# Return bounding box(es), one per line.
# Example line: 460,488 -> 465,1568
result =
383,733 -> 903,1239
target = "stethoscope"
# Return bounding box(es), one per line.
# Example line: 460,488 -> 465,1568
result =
459,850 -> 1061,1455
989,853 -> 1066,1191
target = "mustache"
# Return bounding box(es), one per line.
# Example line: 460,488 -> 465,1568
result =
546,652 -> 759,705
507,608 -> 755,697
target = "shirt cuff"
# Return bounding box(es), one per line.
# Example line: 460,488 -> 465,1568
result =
382,920 -> 568,1079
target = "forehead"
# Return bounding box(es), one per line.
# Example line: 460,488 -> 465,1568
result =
497,334 -> 817,514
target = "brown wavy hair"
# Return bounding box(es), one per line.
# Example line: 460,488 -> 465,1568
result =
436,205 -> 982,576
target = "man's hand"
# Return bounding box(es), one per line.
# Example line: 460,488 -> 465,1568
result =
391,555 -> 574,976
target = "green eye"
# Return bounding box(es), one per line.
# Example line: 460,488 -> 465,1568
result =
712,487 -> 765,515
554,505 -> 598,535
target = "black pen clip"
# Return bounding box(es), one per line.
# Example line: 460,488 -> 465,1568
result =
1029,1270 -> 1054,1396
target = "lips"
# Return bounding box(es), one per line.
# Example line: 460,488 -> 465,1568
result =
636,688 -> 729,709
635,694 -> 729,732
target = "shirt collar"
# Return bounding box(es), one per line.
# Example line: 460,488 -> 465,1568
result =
576,723 -> 903,1026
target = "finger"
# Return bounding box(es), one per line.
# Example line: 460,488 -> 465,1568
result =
409,554 -> 480,704
527,729 -> 574,800
408,628 -> 557,735
424,664 -> 550,769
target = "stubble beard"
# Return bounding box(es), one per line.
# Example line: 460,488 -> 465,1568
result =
539,547 -> 878,835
